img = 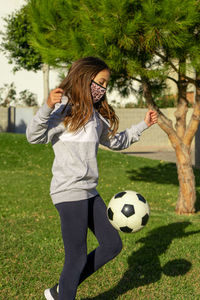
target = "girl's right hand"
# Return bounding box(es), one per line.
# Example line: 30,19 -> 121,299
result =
47,88 -> 64,109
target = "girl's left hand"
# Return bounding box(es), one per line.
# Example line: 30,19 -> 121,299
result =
144,110 -> 158,127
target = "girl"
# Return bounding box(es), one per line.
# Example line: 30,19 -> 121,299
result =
26,56 -> 157,300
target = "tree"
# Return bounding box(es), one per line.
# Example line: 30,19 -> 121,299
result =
137,0 -> 200,214
0,5 -> 49,104
0,82 -> 37,107
28,0 -> 200,214
80,0 -> 200,214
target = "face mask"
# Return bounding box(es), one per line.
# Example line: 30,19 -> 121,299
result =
91,80 -> 106,103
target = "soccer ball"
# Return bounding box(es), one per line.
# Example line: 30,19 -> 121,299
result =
107,190 -> 150,233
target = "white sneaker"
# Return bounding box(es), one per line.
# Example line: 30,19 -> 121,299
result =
44,284 -> 59,300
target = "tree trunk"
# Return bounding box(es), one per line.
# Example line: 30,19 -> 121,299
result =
195,123 -> 200,168
174,60 -> 188,139
194,74 -> 200,168
42,63 -> 49,105
142,76 -> 196,214
175,143 -> 196,214
173,60 -> 196,213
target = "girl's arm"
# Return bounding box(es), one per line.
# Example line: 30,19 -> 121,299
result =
26,88 -> 64,144
100,110 -> 157,150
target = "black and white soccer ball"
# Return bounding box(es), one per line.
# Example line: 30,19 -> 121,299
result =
107,190 -> 150,233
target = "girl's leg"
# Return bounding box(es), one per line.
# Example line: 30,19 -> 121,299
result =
79,194 -> 122,284
56,200 -> 89,300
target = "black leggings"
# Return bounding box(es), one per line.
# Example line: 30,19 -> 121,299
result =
55,194 -> 122,300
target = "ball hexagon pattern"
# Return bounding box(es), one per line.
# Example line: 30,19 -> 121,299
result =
107,190 -> 150,233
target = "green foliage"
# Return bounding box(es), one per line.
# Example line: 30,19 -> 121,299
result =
18,90 -> 38,106
0,5 -> 43,72
0,83 -> 37,107
28,0 -> 200,99
0,83 -> 17,106
29,0 -> 83,67
155,95 -> 177,108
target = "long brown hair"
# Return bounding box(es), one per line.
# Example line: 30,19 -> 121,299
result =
59,57 -> 119,137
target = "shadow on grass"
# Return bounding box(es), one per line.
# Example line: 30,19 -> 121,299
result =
127,162 -> 179,185
82,222 -> 200,300
127,163 -> 200,211
195,191 -> 200,212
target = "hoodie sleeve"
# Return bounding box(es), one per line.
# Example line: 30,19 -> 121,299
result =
26,102 -> 66,144
99,118 -> 148,150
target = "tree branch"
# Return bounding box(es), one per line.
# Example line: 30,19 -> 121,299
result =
167,76 -> 178,85
155,50 -> 178,73
155,51 -> 196,86
130,76 -> 142,83
184,75 -> 196,86
184,87 -> 200,146
141,76 -> 179,143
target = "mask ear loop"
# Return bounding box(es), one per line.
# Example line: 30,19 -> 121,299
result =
91,80 -> 106,90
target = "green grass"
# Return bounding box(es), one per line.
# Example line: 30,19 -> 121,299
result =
1,132 -> 200,300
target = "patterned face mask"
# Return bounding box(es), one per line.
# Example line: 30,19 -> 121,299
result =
90,80 -> 107,103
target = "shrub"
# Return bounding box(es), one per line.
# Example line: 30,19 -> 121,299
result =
0,82 -> 37,107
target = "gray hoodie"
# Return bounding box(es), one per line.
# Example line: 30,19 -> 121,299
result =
26,99 -> 148,204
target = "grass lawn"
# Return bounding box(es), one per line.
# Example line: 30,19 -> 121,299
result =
1,132 -> 200,300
